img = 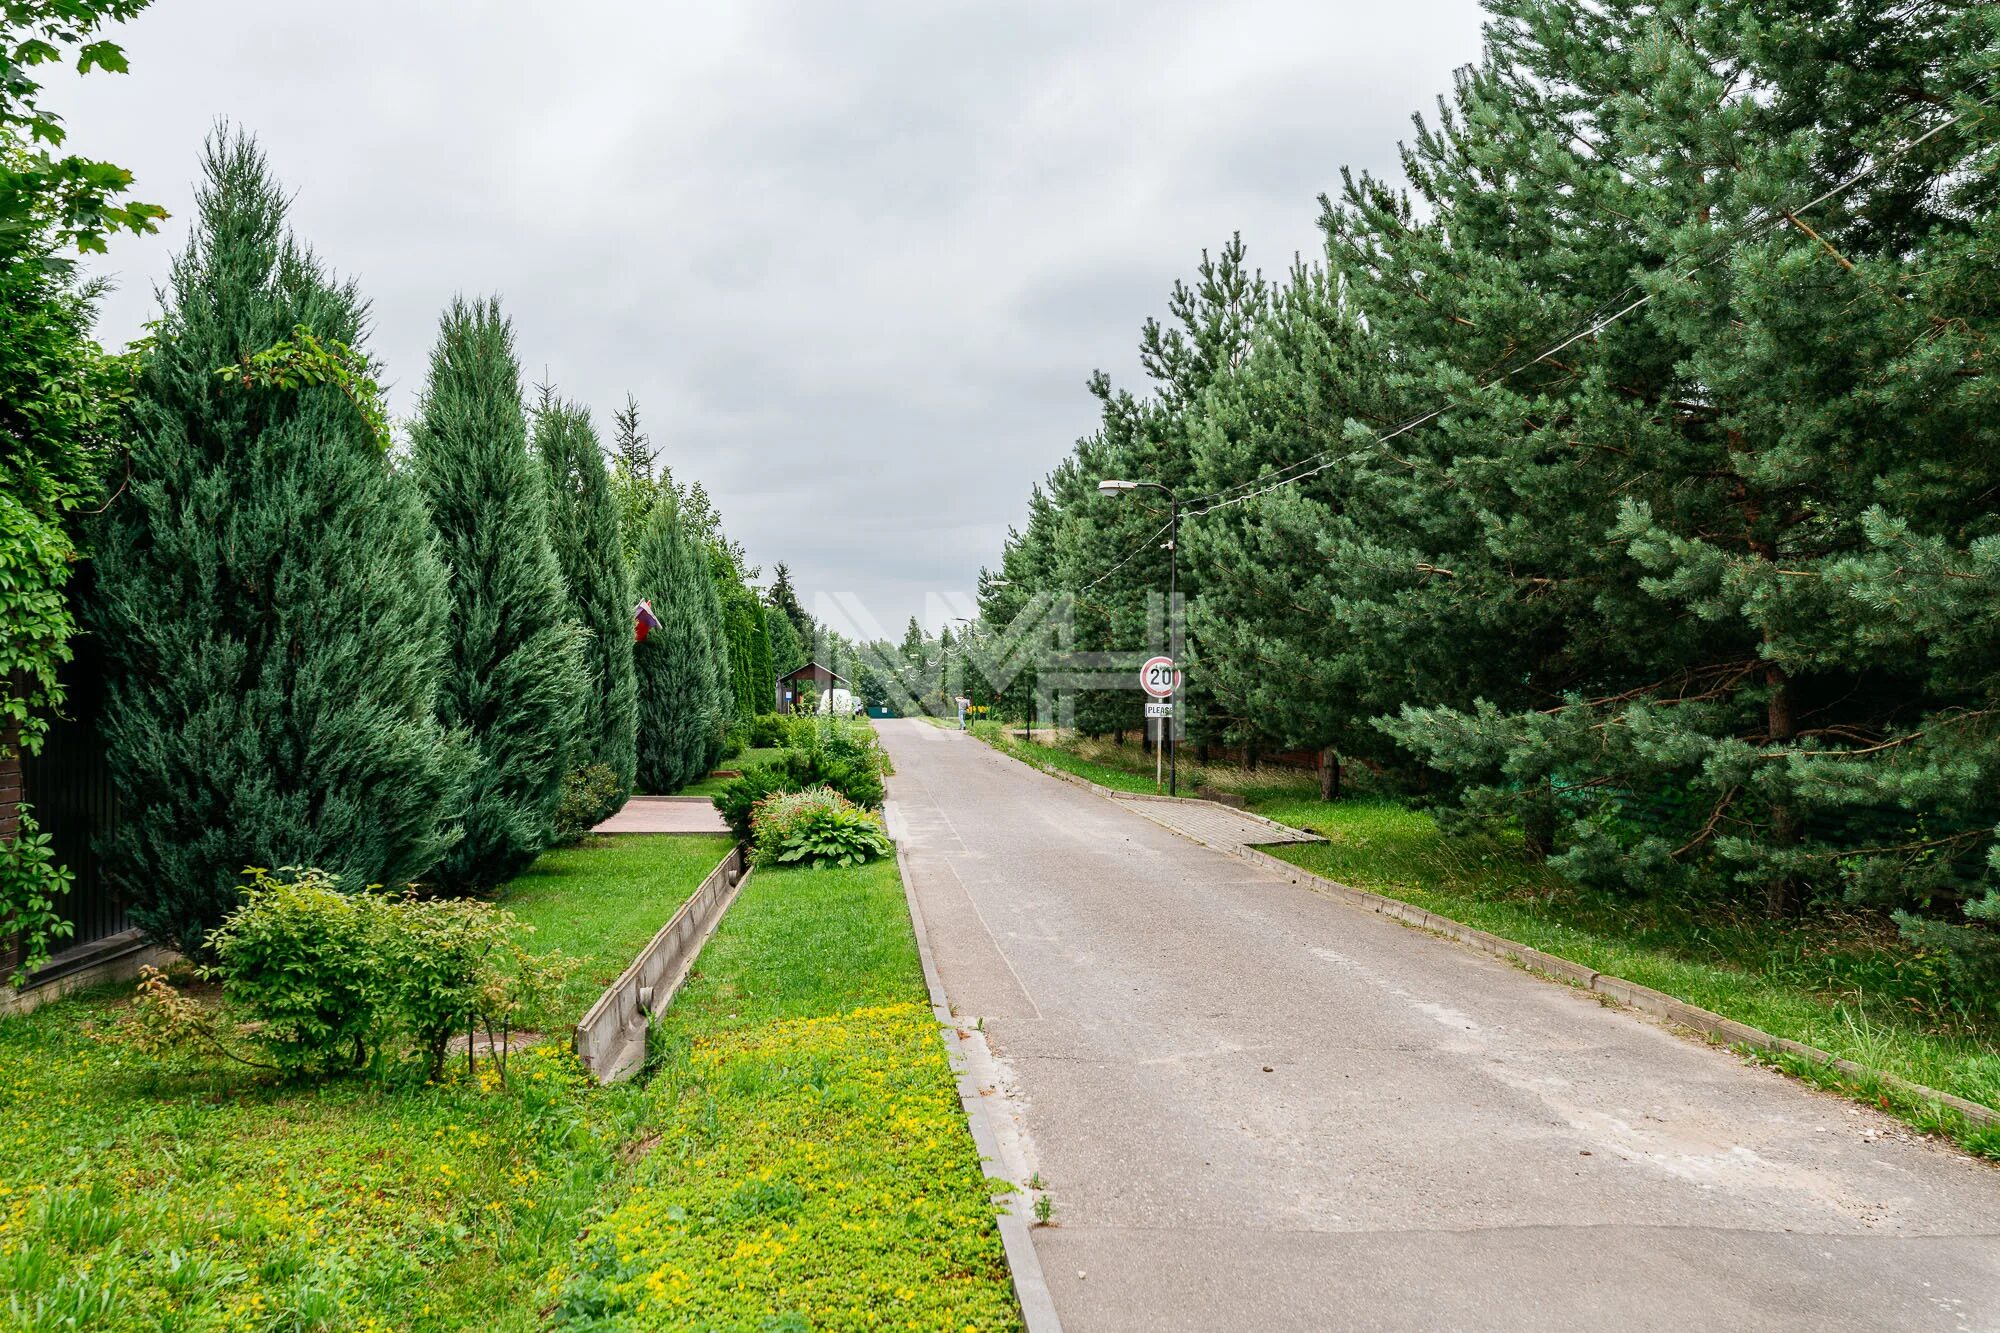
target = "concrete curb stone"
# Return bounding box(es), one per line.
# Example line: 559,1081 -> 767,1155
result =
887,805 -> 1063,1333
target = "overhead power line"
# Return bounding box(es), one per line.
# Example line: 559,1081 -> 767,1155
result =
1175,82 -> 1999,524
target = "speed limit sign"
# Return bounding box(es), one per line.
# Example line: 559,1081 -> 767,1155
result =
1139,655 -> 1179,699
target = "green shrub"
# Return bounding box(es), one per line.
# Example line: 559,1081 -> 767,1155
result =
713,764 -> 800,844
750,786 -> 893,869
204,868 -> 391,1075
745,714 -> 790,749
770,719 -> 888,809
553,763 -> 623,842
158,867 -> 570,1082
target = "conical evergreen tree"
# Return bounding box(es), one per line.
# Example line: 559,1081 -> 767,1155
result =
695,542 -> 733,769
766,603 -> 805,679
92,131 -> 465,954
410,296 -> 585,890
633,496 -> 723,790
534,395 -> 638,803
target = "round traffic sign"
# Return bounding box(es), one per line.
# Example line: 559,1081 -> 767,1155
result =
1139,655 -> 1179,699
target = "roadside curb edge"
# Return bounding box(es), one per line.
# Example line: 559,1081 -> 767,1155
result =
886,794 -> 1063,1333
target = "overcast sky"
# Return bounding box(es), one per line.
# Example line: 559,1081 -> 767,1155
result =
64,0 -> 1486,633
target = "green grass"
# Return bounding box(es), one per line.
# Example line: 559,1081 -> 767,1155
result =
551,859 -> 1020,1330
502,834 -> 732,1025
970,724 -> 2000,1156
0,838 -> 731,1332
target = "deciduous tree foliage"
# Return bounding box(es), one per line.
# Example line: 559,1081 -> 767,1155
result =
410,296 -> 585,891
92,132 -> 465,953
533,393 -> 637,805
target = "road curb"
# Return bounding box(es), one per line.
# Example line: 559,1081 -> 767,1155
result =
969,729 -> 2000,1134
887,798 -> 1063,1333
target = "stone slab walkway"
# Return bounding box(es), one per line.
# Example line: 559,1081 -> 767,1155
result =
592,796 -> 728,835
1109,795 -> 1320,853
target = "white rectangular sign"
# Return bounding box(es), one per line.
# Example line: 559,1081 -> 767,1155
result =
1145,701 -> 1173,718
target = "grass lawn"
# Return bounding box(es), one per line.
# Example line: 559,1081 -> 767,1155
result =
504,834 -> 732,1025
970,724 -> 2000,1156
552,858 -> 1020,1331
0,835 -> 731,1333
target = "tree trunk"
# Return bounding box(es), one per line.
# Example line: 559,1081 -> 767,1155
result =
1318,748 -> 1341,802
1764,662 -> 1800,919
1521,782 -> 1558,860
1245,745 -> 1260,772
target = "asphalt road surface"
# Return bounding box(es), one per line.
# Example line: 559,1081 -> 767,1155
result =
877,720 -> 2000,1332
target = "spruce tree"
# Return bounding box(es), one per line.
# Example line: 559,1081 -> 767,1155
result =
410,296 -> 585,890
767,562 -> 812,644
608,392 -> 658,558
92,131 -> 464,953
633,495 -> 724,790
534,395 -> 638,805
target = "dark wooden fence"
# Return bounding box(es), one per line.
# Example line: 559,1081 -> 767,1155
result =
19,628 -> 128,951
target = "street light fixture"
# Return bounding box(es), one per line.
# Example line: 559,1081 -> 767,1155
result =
1098,477 -> 1179,796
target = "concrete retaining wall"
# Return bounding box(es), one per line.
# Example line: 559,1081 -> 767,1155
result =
1,929 -> 177,1019
573,845 -> 746,1083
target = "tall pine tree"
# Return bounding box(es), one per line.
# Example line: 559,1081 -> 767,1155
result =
533,394 -> 638,806
92,131 -> 465,953
410,296 -> 585,890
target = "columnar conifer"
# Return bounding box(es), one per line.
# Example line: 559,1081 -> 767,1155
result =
409,296 -> 585,890
533,395 -> 638,805
93,131 -> 464,952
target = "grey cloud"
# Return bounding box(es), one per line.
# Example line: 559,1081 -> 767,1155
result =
62,0 -> 1486,630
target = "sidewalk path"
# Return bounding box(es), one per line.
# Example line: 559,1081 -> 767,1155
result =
592,796 -> 727,835
876,720 -> 2000,1332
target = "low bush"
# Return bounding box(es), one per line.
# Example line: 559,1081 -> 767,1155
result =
127,867 -> 574,1082
745,714 -> 791,749
750,786 -> 893,869
775,721 -> 888,809
202,868 -> 389,1075
552,763 -> 624,842
713,764 -> 800,843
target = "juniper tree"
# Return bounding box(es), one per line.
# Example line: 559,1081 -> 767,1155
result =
766,603 -> 805,679
92,131 -> 464,952
633,495 -> 724,790
533,395 -> 638,806
410,297 -> 586,890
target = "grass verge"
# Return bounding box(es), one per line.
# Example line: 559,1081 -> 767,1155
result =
551,858 -> 1019,1330
969,724 -> 2000,1158
0,835 -> 730,1332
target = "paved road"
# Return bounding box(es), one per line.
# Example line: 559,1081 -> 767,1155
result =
877,721 -> 2000,1332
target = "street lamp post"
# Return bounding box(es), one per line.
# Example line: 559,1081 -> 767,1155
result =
1098,478 -> 1179,797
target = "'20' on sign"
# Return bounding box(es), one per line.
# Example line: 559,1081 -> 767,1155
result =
1139,656 -> 1179,699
